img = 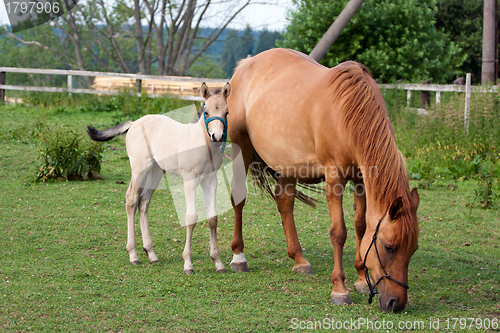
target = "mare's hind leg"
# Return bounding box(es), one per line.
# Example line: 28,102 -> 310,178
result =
353,181 -> 371,294
182,175 -> 201,274
229,139 -> 254,272
325,174 -> 351,305
137,165 -> 164,264
201,172 -> 226,273
276,177 -> 313,274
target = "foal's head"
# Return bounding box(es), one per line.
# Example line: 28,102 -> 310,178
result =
200,82 -> 231,147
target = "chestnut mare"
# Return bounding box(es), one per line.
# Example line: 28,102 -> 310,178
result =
227,49 -> 419,313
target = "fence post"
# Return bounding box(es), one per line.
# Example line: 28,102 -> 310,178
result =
420,79 -> 431,109
136,78 -> 142,93
406,90 -> 411,108
464,73 -> 472,132
436,91 -> 441,104
67,75 -> 72,96
0,71 -> 6,102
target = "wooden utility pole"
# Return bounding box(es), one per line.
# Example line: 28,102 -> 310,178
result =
309,0 -> 366,62
482,0 -> 497,84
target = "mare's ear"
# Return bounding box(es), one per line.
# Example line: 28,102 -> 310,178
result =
410,187 -> 420,210
388,197 -> 403,220
223,82 -> 231,100
200,82 -> 210,100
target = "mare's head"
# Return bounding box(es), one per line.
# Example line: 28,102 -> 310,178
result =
200,82 -> 231,147
362,188 -> 420,313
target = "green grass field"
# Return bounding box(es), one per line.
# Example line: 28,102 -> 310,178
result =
0,101 -> 499,332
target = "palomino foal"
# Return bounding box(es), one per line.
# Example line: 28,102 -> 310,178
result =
87,83 -> 231,274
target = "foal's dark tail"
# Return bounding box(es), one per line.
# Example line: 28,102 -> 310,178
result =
87,121 -> 133,142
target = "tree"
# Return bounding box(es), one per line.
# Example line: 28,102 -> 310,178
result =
2,0 -> 252,76
279,0 -> 464,83
253,29 -> 283,55
219,26 -> 255,77
435,0 -> 484,83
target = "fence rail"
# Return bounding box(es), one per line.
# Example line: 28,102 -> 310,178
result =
0,67 -> 229,102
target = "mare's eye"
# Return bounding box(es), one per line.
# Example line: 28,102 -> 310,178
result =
385,245 -> 395,253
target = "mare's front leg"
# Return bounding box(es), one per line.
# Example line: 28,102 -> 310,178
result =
182,176 -> 200,274
325,174 -> 351,305
353,181 -> 371,294
201,173 -> 226,273
276,177 -> 313,274
229,140 -> 253,272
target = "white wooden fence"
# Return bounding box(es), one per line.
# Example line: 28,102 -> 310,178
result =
1,67 -> 499,130
0,67 -> 229,102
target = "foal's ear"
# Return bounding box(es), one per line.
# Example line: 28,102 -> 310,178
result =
200,82 -> 211,100
388,197 -> 404,220
223,82 -> 231,100
410,187 -> 420,210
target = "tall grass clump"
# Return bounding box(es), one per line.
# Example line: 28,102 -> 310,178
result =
392,92 -> 500,182
35,124 -> 104,182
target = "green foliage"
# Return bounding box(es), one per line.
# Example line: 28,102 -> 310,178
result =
471,161 -> 498,209
188,54 -> 226,79
279,0 -> 464,83
35,124 -> 105,182
253,29 -> 283,55
394,91 -> 500,181
435,0 -> 484,84
220,26 -> 256,77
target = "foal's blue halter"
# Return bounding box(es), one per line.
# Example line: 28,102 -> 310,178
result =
203,105 -> 228,153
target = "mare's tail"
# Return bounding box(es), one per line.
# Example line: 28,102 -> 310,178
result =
87,121 -> 133,142
249,153 -> 321,208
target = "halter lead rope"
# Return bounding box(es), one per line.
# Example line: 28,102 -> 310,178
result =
364,218 -> 409,304
203,105 -> 228,154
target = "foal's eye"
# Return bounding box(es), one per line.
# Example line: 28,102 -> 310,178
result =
385,245 -> 395,253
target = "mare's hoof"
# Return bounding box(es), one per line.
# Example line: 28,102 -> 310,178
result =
331,294 -> 352,305
149,260 -> 159,264
354,282 -> 371,294
230,262 -> 248,272
216,268 -> 227,273
130,260 -> 140,266
183,269 -> 194,275
292,265 -> 314,275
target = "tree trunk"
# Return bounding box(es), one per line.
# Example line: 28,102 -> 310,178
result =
309,0 -> 366,62
482,0 -> 497,84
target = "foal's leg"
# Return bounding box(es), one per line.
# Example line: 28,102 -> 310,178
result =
182,176 -> 201,274
276,177 -> 313,274
201,173 -> 226,273
325,174 -> 351,305
137,166 -> 164,264
125,178 -> 141,265
353,181 -> 371,294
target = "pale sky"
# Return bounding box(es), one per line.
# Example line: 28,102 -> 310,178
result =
0,0 -> 293,31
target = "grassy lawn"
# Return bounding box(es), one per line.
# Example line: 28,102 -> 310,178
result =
0,102 -> 499,332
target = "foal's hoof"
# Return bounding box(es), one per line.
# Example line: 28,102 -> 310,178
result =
292,264 -> 314,275
183,269 -> 194,275
354,282 -> 371,295
216,268 -> 227,273
149,259 -> 159,264
130,260 -> 140,266
331,294 -> 352,305
230,262 -> 248,272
